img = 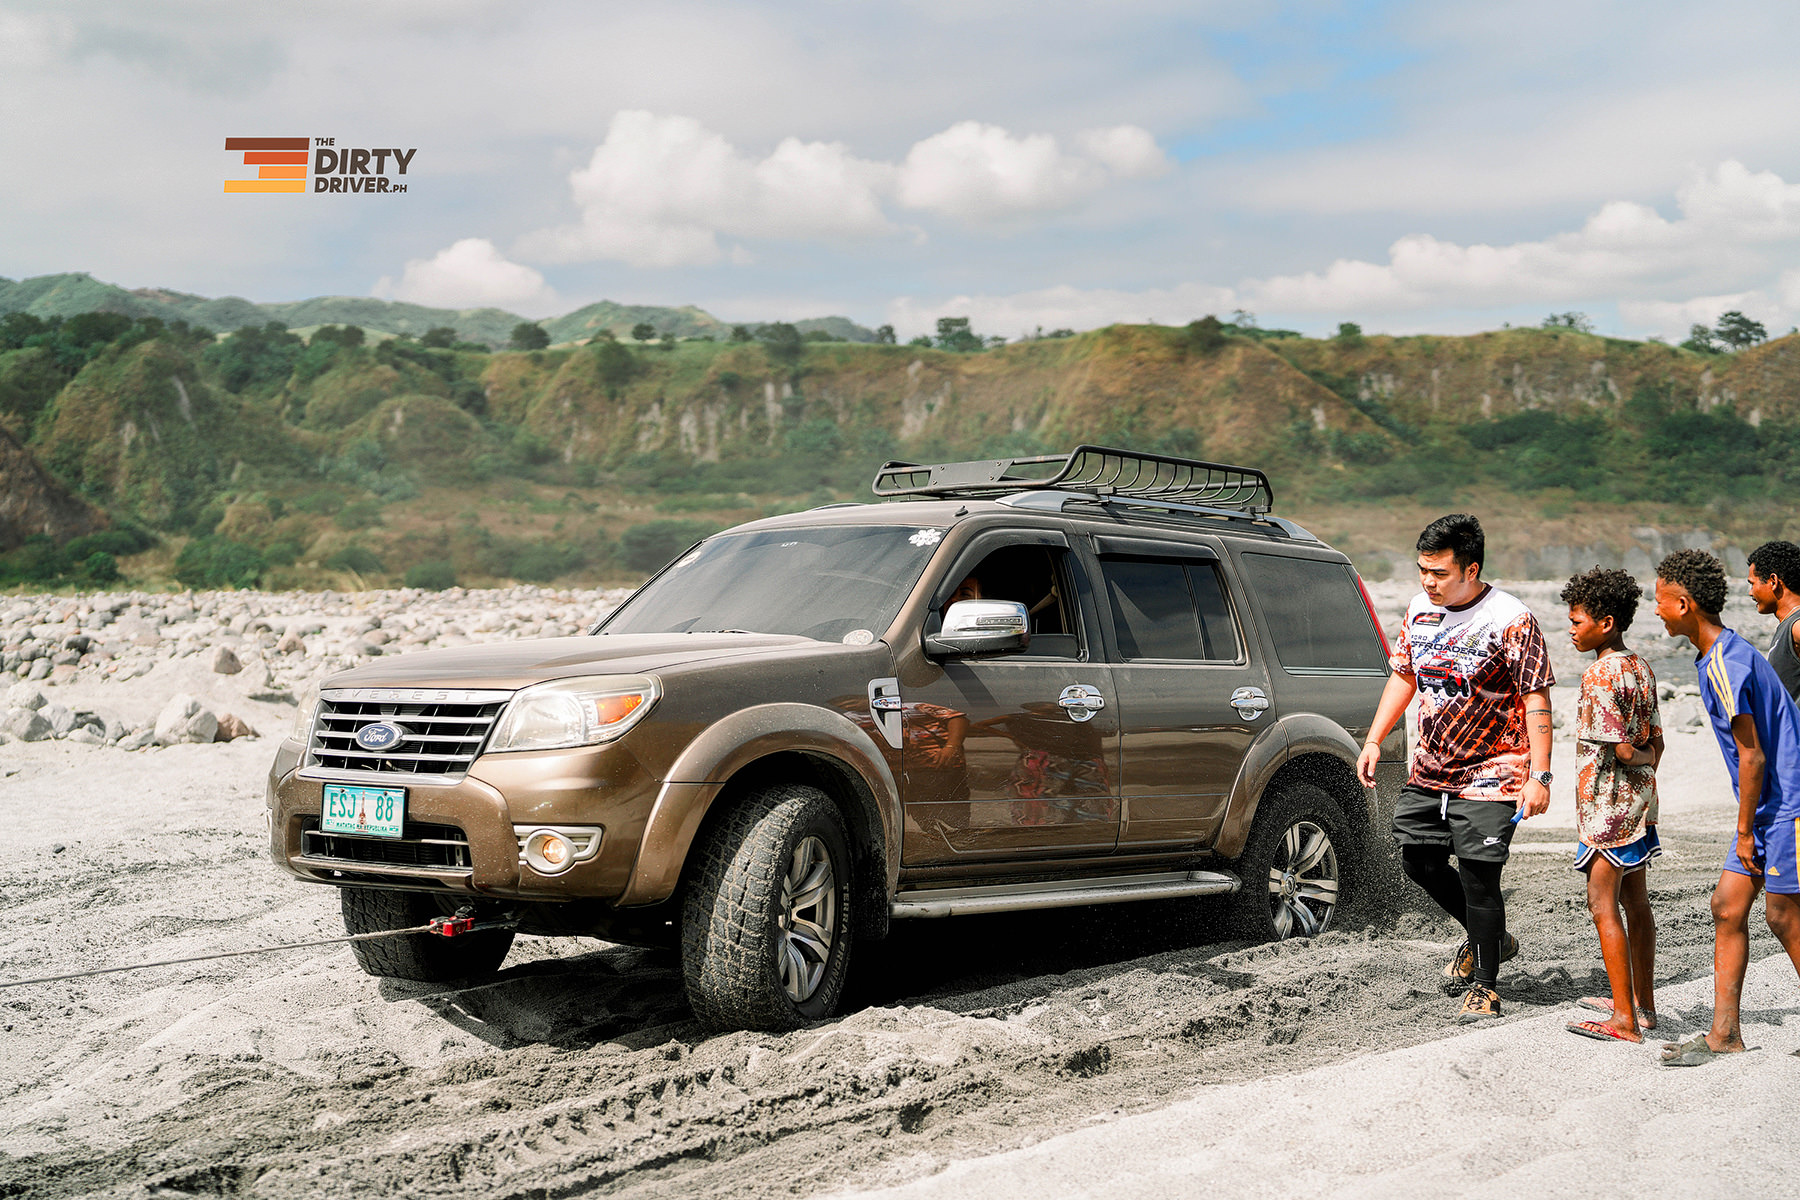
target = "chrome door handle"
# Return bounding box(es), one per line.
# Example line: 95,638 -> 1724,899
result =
1230,686 -> 1270,721
1057,684 -> 1106,722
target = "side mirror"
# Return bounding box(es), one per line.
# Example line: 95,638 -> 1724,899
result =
924,599 -> 1031,658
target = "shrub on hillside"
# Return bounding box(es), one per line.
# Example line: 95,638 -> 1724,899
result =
81,551 -> 120,583
174,537 -> 265,589
619,519 -> 718,574
510,323 -> 550,351
404,559 -> 458,589
263,539 -> 301,567
205,322 -> 302,392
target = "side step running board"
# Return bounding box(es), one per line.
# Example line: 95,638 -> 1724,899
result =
890,869 -> 1240,919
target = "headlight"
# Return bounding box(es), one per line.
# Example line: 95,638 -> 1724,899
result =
291,681 -> 323,743
487,675 -> 661,753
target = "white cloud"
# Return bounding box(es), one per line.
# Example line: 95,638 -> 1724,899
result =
372,238 -> 557,312
1235,162 -> 1800,331
517,111 -> 895,268
890,162 -> 1800,340
1074,125 -> 1170,180
896,122 -> 1103,221
517,111 -> 1170,267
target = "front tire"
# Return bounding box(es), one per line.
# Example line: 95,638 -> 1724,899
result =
1226,785 -> 1347,941
681,784 -> 854,1031
340,888 -> 513,982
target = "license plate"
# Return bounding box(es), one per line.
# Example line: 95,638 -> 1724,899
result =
321,784 -> 406,839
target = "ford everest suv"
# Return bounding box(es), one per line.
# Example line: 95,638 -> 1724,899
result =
267,446 -> 1407,1030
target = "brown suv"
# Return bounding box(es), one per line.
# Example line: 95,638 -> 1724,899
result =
267,446 -> 1406,1030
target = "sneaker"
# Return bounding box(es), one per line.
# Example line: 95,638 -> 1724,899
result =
1456,984 -> 1502,1023
1440,932 -> 1520,994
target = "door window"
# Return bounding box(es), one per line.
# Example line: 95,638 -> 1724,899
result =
1101,558 -> 1240,662
1240,553 -> 1386,672
947,544 -> 1082,659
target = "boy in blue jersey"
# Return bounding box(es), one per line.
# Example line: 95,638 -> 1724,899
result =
1653,549 -> 1800,1065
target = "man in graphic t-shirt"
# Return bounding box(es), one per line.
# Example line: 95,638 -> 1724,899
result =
1357,514 -> 1556,1023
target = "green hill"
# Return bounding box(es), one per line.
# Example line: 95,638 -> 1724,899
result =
0,273 -> 878,349
5,302 -> 1799,590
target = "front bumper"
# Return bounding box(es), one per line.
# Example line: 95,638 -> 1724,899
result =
267,736 -> 660,900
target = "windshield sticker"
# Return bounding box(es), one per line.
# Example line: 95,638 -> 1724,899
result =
842,629 -> 874,646
908,528 -> 944,547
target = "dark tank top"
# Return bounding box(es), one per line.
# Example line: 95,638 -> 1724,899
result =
1770,609 -> 1800,701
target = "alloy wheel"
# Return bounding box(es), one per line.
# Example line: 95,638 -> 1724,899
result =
777,835 -> 837,1001
1266,819 -> 1339,939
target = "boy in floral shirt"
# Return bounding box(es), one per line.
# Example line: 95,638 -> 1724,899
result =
1561,567 -> 1663,1043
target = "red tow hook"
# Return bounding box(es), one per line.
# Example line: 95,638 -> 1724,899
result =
430,915 -> 476,938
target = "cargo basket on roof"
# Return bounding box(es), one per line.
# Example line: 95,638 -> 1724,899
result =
871,444 -> 1275,515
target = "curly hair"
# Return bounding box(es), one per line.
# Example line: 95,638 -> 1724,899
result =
1656,548 -> 1727,617
1560,566 -> 1643,633
1748,540 -> 1800,593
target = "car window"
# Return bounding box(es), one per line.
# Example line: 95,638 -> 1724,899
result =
951,544 -> 1082,658
1100,557 -> 1239,662
1240,553 -> 1386,672
598,525 -> 940,642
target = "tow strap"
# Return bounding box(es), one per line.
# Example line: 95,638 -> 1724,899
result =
0,909 -> 518,990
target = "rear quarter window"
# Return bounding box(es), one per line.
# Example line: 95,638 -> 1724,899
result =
1240,553 -> 1385,672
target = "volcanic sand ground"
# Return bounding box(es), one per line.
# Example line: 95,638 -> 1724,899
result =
2,584 -> 1797,1198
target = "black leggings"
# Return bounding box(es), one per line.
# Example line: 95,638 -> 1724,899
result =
1401,844 -> 1506,987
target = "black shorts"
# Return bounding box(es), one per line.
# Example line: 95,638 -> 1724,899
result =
1391,785 -> 1518,864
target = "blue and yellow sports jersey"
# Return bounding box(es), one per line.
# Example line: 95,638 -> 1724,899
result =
1697,627 -> 1800,823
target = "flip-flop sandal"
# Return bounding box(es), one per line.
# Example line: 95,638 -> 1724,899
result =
1660,1035 -> 1715,1066
1567,1019 -> 1641,1043
1577,997 -> 1658,1029
1660,1035 -> 1761,1066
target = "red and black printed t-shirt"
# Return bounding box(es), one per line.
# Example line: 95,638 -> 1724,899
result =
1396,585 -> 1556,800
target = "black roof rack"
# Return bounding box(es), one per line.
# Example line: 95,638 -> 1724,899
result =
871,444 -> 1275,515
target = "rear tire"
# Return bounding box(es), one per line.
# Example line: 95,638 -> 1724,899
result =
681,784 -> 854,1031
1226,785 -> 1348,942
340,888 -> 513,982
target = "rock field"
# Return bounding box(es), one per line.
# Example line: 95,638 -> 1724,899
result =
0,585 -> 633,752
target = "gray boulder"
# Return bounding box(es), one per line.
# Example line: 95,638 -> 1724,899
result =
26,658 -> 50,681
3,708 -> 51,742
154,693 -> 219,745
211,645 -> 242,675
5,683 -> 46,711
65,727 -> 102,745
116,728 -> 157,751
41,703 -> 76,736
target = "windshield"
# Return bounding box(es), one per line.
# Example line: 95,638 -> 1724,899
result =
598,524 -> 945,642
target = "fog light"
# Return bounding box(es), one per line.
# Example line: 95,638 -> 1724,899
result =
524,830 -> 576,875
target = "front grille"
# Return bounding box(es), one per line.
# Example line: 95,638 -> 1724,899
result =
308,692 -> 509,778
300,817 -> 473,871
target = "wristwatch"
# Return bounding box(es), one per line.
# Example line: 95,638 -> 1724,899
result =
1529,770 -> 1553,786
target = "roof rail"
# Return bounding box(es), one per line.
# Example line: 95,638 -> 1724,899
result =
871,444 -> 1274,514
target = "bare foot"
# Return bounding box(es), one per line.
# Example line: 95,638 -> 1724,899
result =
1579,996 -> 1657,1030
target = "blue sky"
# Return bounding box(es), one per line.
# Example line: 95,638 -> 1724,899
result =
4,0 -> 1800,340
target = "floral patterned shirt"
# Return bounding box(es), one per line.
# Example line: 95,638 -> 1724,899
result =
1575,651 -> 1661,848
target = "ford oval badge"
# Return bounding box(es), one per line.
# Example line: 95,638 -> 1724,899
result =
355,721 -> 406,751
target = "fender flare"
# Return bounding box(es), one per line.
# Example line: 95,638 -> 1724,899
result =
1215,713 -> 1361,858
616,703 -> 901,907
